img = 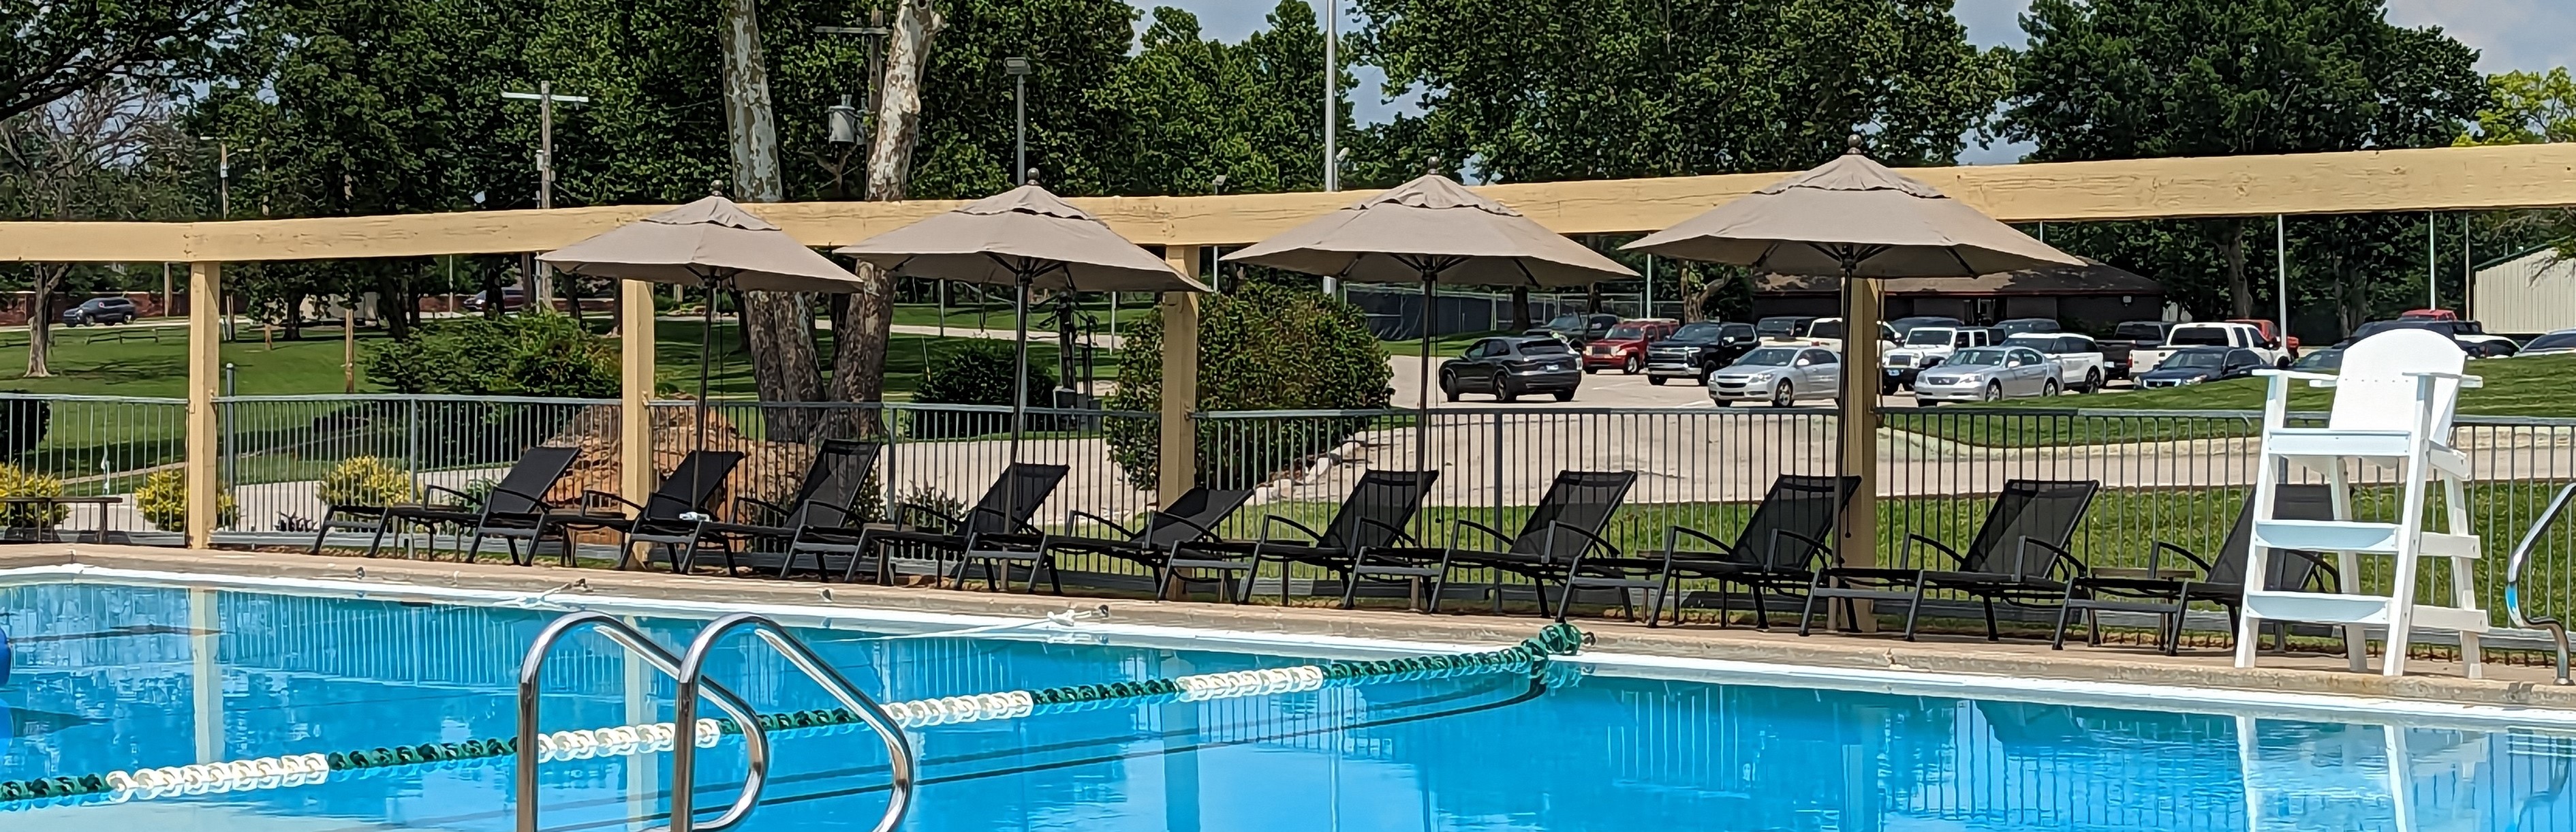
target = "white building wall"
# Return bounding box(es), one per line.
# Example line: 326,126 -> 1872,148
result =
2472,249 -> 2576,336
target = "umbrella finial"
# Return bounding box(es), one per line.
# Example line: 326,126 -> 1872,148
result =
1845,134 -> 1865,156
1025,167 -> 1039,187
1426,155 -> 1442,176
709,179 -> 727,198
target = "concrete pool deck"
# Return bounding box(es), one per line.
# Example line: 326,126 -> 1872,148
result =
8,542 -> 2575,715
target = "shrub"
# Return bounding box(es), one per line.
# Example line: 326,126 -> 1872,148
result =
1105,283 -> 1392,490
367,312 -> 618,399
913,339 -> 1058,437
0,465 -> 66,528
137,469 -> 238,531
318,456 -> 416,508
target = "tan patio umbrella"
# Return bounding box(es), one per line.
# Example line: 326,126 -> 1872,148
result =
835,183 -> 1207,464
1624,138 -> 2084,567
540,194 -> 864,454
1222,173 -> 1637,474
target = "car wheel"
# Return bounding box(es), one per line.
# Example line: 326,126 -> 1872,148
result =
1553,389 -> 1574,402
1880,382 -> 1899,396
2084,369 -> 2102,393
1983,382 -> 2002,402
1917,399 -> 1937,407
1648,375 -> 1666,386
1712,398 -> 1734,407
1583,366 -> 1599,375
2044,378 -> 2060,397
1440,371 -> 1461,403
2276,357 -> 2292,369
1623,354 -> 1643,374
1498,380 -> 1521,403
1771,381 -> 1795,408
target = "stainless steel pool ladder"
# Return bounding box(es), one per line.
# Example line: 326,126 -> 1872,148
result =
2505,482 -> 2576,685
515,611 -> 916,832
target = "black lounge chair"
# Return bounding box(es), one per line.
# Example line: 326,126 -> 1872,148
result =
1357,469 -> 1635,617
632,440 -> 883,574
1020,487 -> 1255,600
1801,478 -> 2100,641
833,463 -> 1069,586
2053,484 -> 2340,654
1164,469 -> 1439,606
1564,474 -> 1858,629
341,446 -> 580,561
525,450 -> 745,568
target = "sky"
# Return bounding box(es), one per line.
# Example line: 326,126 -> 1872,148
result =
1149,0 -> 2576,164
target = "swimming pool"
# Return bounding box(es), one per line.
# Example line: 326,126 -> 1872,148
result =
2,574 -> 2573,831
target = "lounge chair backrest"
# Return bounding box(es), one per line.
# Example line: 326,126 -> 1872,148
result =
1136,487 -> 1254,547
1510,471 -> 1637,557
1734,474 -> 1861,570
651,450 -> 747,520
2205,484 -> 2336,589
779,440 -> 882,529
964,463 -> 1071,534
1963,479 -> 2100,577
2327,329 -> 2466,436
1318,469 -> 1439,553
488,446 -> 580,514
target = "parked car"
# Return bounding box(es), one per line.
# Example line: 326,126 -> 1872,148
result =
1991,318 -> 2062,339
1790,317 -> 1899,357
2290,348 -> 2344,373
2135,322 -> 2290,372
2222,318 -> 2301,354
1887,315 -> 1966,339
1754,315 -> 1817,343
2335,319 -> 2497,356
1910,345 -> 2060,404
463,287 -> 527,312
2136,347 -> 2265,388
1440,336 -> 1582,402
1581,318 -> 1681,374
1643,321 -> 1760,385
2515,328 -> 2576,358
1707,346 -> 1840,407
2457,333 -> 2519,358
2008,333 -> 2110,392
2399,308 -> 2458,321
2112,320 -> 2177,349
1881,326 -> 1993,393
61,296 -> 138,326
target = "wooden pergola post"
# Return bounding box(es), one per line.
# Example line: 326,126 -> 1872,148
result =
1158,246 -> 1200,501
619,277 -> 656,546
184,262 -> 221,548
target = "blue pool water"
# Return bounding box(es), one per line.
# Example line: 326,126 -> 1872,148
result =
1,579 -> 2573,831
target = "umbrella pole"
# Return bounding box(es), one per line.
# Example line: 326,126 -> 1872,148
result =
697,279 -> 715,457
1011,273 -> 1031,467
1417,272 -> 1433,478
1833,260 -> 1882,632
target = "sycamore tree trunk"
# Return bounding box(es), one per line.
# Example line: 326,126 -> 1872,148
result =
24,264 -> 62,378
1509,287 -> 1530,330
719,0 -> 822,441
2220,219 -> 2253,319
835,0 -> 941,432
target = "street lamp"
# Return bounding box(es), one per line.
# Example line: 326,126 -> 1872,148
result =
1005,57 -> 1031,185
501,83 -> 589,305
826,95 -> 863,144
816,15 -> 889,198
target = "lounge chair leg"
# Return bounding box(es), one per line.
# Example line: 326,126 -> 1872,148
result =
1752,584 -> 1775,631
1902,585 -> 1927,643
2085,608 -> 2100,646
1717,584 -> 1733,628
1645,574 -> 1673,629
2051,602 -> 2073,650
1797,581 -> 1821,637
1981,596 -> 2000,642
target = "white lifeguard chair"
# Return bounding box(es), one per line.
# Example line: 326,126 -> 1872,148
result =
2236,328 -> 2488,677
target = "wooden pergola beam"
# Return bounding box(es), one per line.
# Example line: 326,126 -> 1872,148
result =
8,142 -> 2576,263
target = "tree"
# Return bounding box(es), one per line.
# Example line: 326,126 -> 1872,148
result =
1354,0 -> 2010,182
2000,0 -> 2484,319
2457,68 -> 2576,265
1104,282 -> 1390,491
0,0 -> 232,123
837,0 -> 944,419
1088,3 -> 1335,197
0,79 -> 193,377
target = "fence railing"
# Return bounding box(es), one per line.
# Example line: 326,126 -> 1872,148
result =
5,392 -> 2575,641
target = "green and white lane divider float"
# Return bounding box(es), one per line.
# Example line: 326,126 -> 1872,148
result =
0,622 -> 1587,806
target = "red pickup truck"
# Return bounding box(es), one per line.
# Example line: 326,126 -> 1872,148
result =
1581,318 -> 1680,373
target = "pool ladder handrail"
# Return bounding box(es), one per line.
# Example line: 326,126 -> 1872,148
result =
670,613 -> 915,832
516,611 -> 773,832
2504,482 -> 2576,685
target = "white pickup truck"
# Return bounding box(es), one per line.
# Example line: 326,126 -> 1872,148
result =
2133,322 -> 2291,373
1881,326 -> 1992,393
2007,332 -> 2110,392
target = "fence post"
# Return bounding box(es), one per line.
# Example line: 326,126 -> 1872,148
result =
619,278 -> 656,524
1491,412 -> 1505,534
1158,246 -> 1200,501
184,262 -> 221,548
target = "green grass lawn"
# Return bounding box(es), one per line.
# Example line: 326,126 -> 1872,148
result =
1384,330 -> 1516,358
656,320 -> 1122,401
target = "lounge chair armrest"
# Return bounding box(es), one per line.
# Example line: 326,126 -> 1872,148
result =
1448,519 -> 1518,548
1662,524 -> 1739,557
963,504 -> 1047,537
1355,515 -> 1419,546
799,500 -> 856,527
1258,514 -> 1326,545
893,502 -> 963,530
1066,510 -> 1138,540
1904,533 -> 1964,569
1147,512 -> 1224,542
1542,521 -> 1620,563
2403,370 -> 2483,388
421,484 -> 477,506
578,489 -> 641,514
2256,369 -> 2338,386
1768,527 -> 1835,571
2149,540 -> 2214,578
2019,536 -> 2081,579
734,495 -> 788,523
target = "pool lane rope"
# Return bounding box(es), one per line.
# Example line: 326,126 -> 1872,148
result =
0,623 -> 1585,805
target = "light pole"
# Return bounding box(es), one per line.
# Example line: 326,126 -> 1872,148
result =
502,84 -> 589,307
196,136 -> 228,217
1321,0 -> 1341,298
1006,57 -> 1031,185
816,15 -> 890,198
1209,174 -> 1228,292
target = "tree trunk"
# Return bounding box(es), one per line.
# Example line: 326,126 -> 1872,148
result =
283,290 -> 307,340
24,264 -> 59,378
719,0 -> 822,440
836,0 -> 941,416
2221,219 -> 2252,319
480,262 -> 503,321
1510,286 -> 1530,330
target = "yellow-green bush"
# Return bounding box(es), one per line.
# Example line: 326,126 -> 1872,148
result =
319,456 -> 415,508
138,469 -> 238,531
0,465 -> 66,528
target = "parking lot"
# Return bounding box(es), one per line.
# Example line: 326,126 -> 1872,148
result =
1391,356 -> 2130,410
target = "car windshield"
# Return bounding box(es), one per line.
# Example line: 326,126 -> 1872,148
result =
2167,327 -> 2232,346
2012,336 -> 2073,353
1735,348 -> 1799,367
2525,332 -> 2576,351
1544,315 -> 1584,330
1995,320 -> 2055,336
1605,326 -> 1647,340
2160,351 -> 2226,369
1945,348 -> 2009,367
1755,318 -> 1804,337
2291,350 -> 2344,371
1806,320 -> 1844,339
1667,323 -> 1725,342
1904,329 -> 1951,346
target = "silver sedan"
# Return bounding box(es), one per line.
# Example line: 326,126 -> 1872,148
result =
1911,346 -> 2060,405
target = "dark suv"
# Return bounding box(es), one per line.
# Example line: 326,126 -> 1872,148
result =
1441,336 -> 1582,402
1527,313 -> 1619,347
63,297 -> 138,326
1643,321 -> 1759,385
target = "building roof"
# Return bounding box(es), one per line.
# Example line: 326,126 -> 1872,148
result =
1753,258 -> 2162,297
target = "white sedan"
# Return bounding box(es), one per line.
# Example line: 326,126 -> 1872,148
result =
1707,346 -> 1842,407
1911,346 -> 2061,405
